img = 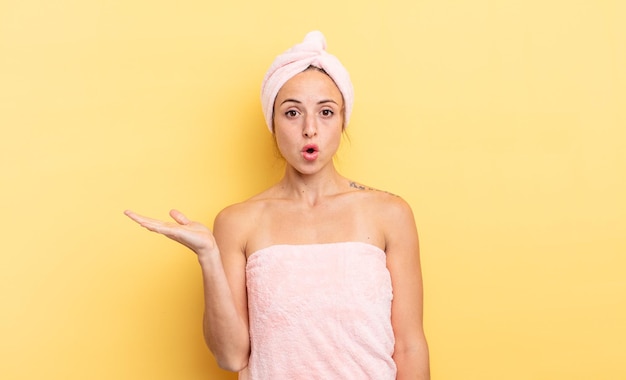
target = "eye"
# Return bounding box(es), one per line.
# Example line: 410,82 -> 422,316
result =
321,109 -> 334,117
285,110 -> 299,118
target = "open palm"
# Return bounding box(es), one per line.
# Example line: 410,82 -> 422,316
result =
124,209 -> 216,254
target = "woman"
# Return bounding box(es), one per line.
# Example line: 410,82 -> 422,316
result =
125,31 -> 429,379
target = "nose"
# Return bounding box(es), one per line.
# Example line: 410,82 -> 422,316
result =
302,114 -> 317,138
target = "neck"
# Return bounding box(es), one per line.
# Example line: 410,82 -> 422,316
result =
278,165 -> 345,206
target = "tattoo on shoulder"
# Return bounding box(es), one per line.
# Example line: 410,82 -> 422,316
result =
349,181 -> 399,197
349,181 -> 369,190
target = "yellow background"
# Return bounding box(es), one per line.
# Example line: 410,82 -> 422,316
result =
1,1 -> 624,379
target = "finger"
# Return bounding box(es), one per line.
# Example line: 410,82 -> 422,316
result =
124,210 -> 172,231
136,219 -> 177,236
124,210 -> 157,225
169,209 -> 191,225
124,209 -> 144,223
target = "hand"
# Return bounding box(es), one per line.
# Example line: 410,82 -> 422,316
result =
124,209 -> 218,256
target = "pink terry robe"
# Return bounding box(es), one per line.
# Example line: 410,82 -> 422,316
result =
239,242 -> 397,379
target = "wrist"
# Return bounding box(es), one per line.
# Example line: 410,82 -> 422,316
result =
196,246 -> 221,267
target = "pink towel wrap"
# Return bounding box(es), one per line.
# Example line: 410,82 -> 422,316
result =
260,31 -> 355,132
239,242 -> 397,379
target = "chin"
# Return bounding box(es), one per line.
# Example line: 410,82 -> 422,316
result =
297,162 -> 332,176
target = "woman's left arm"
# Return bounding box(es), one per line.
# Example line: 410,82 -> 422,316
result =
384,196 -> 430,380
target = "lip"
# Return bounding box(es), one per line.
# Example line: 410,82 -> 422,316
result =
301,144 -> 319,161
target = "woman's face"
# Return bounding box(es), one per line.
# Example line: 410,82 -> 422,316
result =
273,69 -> 344,175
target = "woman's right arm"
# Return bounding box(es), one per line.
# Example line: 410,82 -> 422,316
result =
124,208 -> 250,371
202,206 -> 250,371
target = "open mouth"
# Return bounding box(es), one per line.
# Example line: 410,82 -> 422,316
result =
302,144 -> 319,161
302,144 -> 319,153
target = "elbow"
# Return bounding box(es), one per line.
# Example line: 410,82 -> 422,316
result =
204,326 -> 250,372
211,343 -> 249,372
216,355 -> 249,372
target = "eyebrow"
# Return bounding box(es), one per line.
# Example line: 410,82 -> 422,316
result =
280,98 -> 339,106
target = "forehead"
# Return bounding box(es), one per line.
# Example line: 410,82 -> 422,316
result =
276,69 -> 343,104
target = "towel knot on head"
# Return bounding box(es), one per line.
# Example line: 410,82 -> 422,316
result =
261,31 -> 354,132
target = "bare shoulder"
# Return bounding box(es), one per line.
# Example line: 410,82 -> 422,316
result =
348,180 -> 414,217
214,196 -> 266,233
347,180 -> 418,249
212,192 -> 273,254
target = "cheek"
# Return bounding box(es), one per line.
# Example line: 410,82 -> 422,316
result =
273,130 -> 294,155
271,135 -> 285,159
325,129 -> 343,151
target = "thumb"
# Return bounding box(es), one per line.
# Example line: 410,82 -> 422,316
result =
169,209 -> 191,225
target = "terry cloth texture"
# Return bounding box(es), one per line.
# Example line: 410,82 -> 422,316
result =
239,241 -> 396,380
